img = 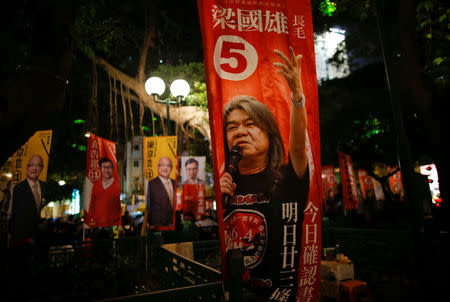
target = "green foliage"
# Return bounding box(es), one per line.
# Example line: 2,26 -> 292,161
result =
151,62 -> 208,108
319,63 -> 397,168
320,0 -> 337,17
416,0 -> 449,87
74,0 -> 128,58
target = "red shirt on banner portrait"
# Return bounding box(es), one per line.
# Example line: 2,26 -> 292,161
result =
182,184 -> 206,220
197,1 -> 322,301
84,134 -> 121,228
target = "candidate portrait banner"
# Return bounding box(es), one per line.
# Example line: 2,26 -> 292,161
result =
387,165 -> 404,202
322,165 -> 338,203
198,1 -> 322,300
358,169 -> 385,201
181,156 -> 206,220
83,134 -> 121,228
10,130 -> 52,184
143,136 -> 178,231
358,169 -> 375,200
338,152 -> 360,210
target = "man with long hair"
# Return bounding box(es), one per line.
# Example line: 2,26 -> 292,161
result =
220,47 -> 309,301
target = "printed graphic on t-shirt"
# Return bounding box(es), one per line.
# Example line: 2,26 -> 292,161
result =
224,208 -> 267,269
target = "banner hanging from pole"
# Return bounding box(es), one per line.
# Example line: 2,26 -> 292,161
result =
10,130 -> 53,184
83,134 -> 121,228
181,156 -> 206,221
387,165 -> 404,202
338,152 -> 360,210
143,136 -> 178,231
322,165 -> 338,203
197,1 -> 322,300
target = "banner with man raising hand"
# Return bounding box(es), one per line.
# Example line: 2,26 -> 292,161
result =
198,1 -> 322,301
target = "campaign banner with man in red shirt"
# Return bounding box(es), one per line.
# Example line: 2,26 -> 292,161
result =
181,156 -> 206,221
83,134 -> 121,228
197,1 -> 322,300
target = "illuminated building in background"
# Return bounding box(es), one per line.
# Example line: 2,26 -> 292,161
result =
314,27 -> 349,83
69,188 -> 81,215
125,136 -> 144,198
420,164 -> 442,207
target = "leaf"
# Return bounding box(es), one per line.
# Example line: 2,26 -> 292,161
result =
433,57 -> 444,65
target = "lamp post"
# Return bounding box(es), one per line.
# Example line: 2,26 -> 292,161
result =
145,76 -> 190,135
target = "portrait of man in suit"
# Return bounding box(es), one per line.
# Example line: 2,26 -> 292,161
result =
147,156 -> 175,226
9,154 -> 47,244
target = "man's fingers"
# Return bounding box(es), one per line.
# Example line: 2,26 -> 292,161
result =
273,62 -> 288,73
289,47 -> 297,66
296,54 -> 303,68
274,49 -> 293,68
275,69 -> 288,79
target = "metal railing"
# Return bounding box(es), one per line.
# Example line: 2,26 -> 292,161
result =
98,242 -> 224,302
3,236 -> 225,301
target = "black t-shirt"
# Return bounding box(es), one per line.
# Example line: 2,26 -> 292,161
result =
223,157 -> 309,301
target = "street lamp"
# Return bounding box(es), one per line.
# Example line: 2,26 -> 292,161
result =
145,76 -> 190,135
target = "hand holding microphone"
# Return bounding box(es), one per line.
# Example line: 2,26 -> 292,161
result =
221,145 -> 242,210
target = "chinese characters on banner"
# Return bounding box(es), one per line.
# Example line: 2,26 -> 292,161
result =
337,152 -> 360,210
83,134 -> 121,228
181,156 -> 206,220
143,136 -> 178,231
197,1 -> 322,301
10,130 -> 52,184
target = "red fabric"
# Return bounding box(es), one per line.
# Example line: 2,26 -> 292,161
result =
322,165 -> 338,202
338,152 -> 360,210
388,165 -> 404,201
197,0 -> 322,300
84,134 -> 121,228
182,184 -> 206,220
86,180 -> 121,227
358,169 -> 372,199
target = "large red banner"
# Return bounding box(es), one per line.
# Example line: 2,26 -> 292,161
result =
83,134 -> 121,228
198,1 -> 322,300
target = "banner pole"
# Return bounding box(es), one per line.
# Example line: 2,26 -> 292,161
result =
82,225 -> 85,241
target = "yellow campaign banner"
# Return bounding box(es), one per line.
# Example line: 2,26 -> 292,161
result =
143,136 -> 177,181
143,136 -> 178,231
10,130 -> 53,184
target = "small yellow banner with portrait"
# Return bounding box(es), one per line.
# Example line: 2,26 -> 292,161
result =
143,136 -> 177,181
143,136 -> 178,230
10,130 -> 53,184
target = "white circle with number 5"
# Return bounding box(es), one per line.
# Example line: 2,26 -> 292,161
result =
214,35 -> 258,81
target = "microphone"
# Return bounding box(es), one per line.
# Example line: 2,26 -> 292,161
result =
222,145 -> 243,210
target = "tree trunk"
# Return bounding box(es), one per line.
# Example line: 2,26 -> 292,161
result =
94,56 -> 211,142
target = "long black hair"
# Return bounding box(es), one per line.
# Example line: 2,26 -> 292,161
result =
223,95 -> 286,188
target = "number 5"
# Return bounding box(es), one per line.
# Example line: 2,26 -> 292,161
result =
214,35 -> 258,81
220,41 -> 247,74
